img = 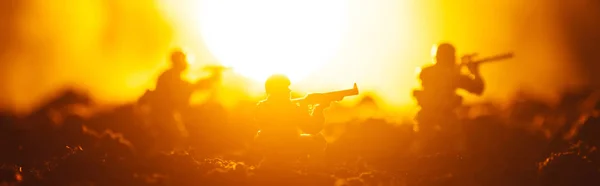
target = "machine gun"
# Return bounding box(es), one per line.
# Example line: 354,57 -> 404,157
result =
292,83 -> 359,106
460,52 -> 514,66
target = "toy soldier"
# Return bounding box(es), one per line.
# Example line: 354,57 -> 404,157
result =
411,43 -> 486,154
140,48 -> 223,150
253,74 -> 328,168
413,43 -> 485,131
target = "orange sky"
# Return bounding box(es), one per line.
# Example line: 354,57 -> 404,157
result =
0,0 -> 590,114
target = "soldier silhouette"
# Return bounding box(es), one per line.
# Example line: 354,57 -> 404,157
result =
253,74 -> 328,168
413,43 -> 485,152
141,48 -> 223,150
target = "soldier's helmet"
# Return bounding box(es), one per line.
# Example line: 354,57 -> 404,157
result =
265,74 -> 291,95
170,48 -> 189,70
434,43 -> 456,65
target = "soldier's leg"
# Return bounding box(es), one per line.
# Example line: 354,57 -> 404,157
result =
254,133 -> 299,169
296,133 -> 327,170
430,112 -> 465,154
253,135 -> 282,169
414,109 -> 443,154
150,111 -> 180,151
298,133 -> 327,158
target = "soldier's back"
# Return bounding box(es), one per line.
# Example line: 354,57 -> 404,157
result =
153,69 -> 193,109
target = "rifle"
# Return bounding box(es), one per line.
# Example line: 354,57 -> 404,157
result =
460,52 -> 514,66
292,83 -> 359,105
202,65 -> 232,74
192,65 -> 231,88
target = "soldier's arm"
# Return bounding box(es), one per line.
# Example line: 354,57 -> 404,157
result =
192,72 -> 222,90
192,78 -> 213,90
298,105 -> 325,134
311,105 -> 326,124
193,78 -> 218,90
458,74 -> 484,95
418,66 -> 436,89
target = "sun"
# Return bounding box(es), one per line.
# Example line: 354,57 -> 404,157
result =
198,0 -> 348,82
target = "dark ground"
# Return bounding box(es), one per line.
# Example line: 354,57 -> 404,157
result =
1,88 -> 600,186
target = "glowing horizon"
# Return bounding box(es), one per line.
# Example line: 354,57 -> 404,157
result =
196,0 -> 349,82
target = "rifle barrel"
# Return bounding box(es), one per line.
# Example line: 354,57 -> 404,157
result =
470,53 -> 514,64
292,83 -> 359,104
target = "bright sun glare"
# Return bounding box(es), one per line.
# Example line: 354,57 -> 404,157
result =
198,0 -> 348,82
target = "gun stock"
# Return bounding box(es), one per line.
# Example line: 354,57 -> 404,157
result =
293,83 -> 359,105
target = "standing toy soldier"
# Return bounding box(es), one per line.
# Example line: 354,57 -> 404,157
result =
140,48 -> 224,151
413,43 -> 512,153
